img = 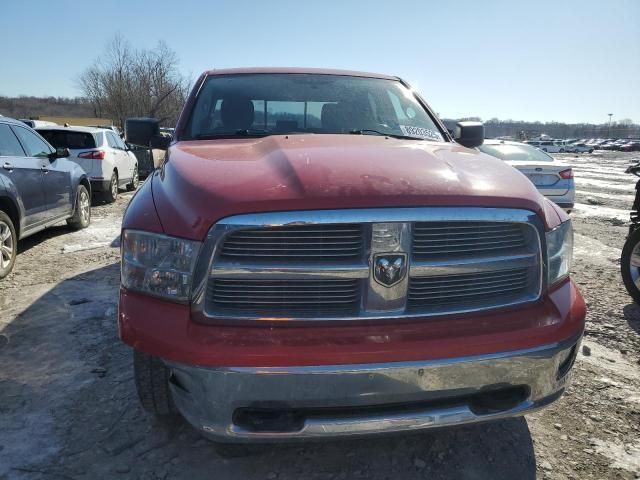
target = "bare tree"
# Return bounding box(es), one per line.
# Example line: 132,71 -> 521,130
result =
78,34 -> 189,127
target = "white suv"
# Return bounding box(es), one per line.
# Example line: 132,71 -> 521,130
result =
37,126 -> 139,202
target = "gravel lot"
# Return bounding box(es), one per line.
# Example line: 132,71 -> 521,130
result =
1,152 -> 639,480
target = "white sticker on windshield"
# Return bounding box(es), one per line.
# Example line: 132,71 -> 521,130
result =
399,125 -> 443,141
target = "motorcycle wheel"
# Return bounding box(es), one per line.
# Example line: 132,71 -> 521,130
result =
621,227 -> 640,304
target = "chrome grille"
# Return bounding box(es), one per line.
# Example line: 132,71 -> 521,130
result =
408,268 -> 531,311
207,279 -> 361,316
197,208 -> 543,321
412,222 -> 527,259
220,224 -> 365,262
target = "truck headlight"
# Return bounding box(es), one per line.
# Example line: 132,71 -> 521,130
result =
121,230 -> 201,302
546,220 -> 573,286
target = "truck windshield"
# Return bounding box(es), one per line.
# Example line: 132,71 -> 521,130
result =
184,74 -> 445,142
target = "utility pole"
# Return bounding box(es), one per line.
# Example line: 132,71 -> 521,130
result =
608,113 -> 613,138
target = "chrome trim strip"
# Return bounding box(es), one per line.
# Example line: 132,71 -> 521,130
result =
210,261 -> 369,279
409,252 -> 539,277
213,207 -> 537,226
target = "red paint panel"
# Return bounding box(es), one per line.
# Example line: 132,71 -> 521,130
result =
149,136 -> 552,240
119,279 -> 585,368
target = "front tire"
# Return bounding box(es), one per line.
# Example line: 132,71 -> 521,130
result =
67,185 -> 91,230
103,172 -> 118,203
621,227 -> 640,304
126,165 -> 139,192
0,211 -> 17,279
133,350 -> 178,416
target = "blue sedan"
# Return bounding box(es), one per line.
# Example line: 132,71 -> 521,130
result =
0,117 -> 92,278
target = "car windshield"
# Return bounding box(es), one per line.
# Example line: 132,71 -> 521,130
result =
37,129 -> 97,149
184,73 -> 445,141
479,143 -> 554,162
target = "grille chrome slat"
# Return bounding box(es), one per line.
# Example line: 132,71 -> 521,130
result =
413,222 -> 527,260
208,279 -> 361,316
408,283 -> 528,300
407,268 -> 532,309
408,275 -> 526,291
220,224 -> 365,262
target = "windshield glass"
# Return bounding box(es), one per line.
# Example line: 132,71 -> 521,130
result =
184,74 -> 445,141
479,143 -> 554,162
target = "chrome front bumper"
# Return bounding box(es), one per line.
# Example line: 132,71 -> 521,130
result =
165,333 -> 581,443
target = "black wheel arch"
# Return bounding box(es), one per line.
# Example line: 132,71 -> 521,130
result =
0,195 -> 21,239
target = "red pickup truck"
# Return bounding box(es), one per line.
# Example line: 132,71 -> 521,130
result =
120,68 -> 585,446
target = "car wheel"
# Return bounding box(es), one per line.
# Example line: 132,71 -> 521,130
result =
560,148 -> 565,153
103,172 -> 118,203
126,165 -> 139,192
621,228 -> 640,305
0,211 -> 17,279
133,349 -> 178,416
542,148 -> 548,152
589,149 -> 593,153
67,185 -> 91,230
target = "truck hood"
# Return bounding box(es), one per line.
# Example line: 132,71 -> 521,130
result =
151,134 -> 554,239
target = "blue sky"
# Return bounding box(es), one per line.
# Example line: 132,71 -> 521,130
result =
3,0 -> 639,123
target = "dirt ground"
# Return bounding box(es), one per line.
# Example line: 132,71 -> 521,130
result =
1,152 -> 639,480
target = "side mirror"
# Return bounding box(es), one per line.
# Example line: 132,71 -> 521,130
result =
454,121 -> 484,148
50,147 -> 70,160
125,117 -> 170,150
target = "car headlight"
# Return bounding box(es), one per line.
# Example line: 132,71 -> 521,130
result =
546,220 -> 573,286
121,230 -> 201,302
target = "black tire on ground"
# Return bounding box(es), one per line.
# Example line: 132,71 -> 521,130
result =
560,148 -> 565,153
103,172 -> 118,203
133,349 -> 178,416
621,227 -> 640,304
126,165 -> 139,192
67,184 -> 91,230
0,211 -> 17,279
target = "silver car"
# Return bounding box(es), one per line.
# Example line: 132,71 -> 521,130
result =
479,139 -> 575,210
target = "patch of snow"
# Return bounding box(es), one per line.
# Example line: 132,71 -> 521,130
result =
574,178 -> 634,192
575,190 -> 634,202
572,203 -> 628,222
573,233 -> 620,265
591,438 -> 640,473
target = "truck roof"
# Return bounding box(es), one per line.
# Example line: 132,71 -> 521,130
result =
202,67 -> 399,81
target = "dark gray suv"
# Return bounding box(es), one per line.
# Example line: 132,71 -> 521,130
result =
0,117 -> 92,278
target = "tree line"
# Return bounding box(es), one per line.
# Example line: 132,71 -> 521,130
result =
442,118 -> 640,140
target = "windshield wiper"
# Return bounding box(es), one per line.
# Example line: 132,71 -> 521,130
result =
348,129 -> 421,140
192,129 -> 306,140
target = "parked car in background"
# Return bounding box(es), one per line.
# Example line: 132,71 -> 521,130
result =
565,143 -> 594,153
127,143 -> 154,178
37,126 -> 139,202
479,139 -> 575,210
0,117 -> 91,278
620,141 -> 640,152
526,140 -> 566,153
